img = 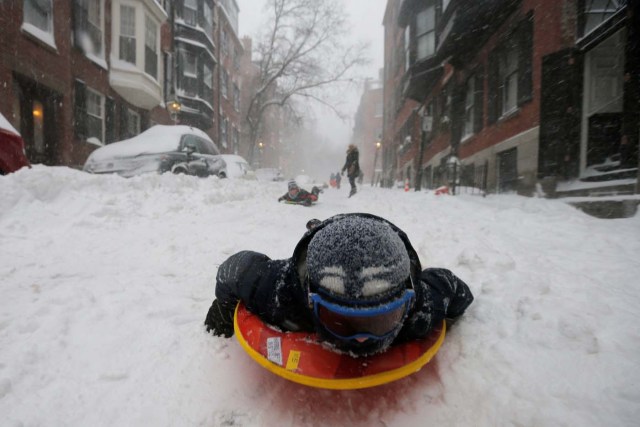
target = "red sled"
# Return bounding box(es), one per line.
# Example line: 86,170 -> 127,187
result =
234,302 -> 446,390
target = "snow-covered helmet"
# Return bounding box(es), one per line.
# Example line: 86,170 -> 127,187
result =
304,215 -> 416,355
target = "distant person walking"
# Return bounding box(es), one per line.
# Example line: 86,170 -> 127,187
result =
335,171 -> 341,189
341,144 -> 360,197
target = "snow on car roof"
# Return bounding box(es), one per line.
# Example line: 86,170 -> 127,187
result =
88,125 -> 212,162
0,112 -> 20,136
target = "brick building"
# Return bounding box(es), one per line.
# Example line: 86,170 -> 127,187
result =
385,0 -> 639,196
352,76 -> 384,185
0,0 -> 174,169
215,0 -> 242,154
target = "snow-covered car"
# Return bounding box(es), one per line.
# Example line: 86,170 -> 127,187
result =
255,167 -> 284,182
83,125 -> 224,178
218,155 -> 257,180
0,112 -> 30,175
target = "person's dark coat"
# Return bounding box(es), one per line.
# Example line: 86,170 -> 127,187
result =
341,146 -> 360,178
204,213 -> 474,343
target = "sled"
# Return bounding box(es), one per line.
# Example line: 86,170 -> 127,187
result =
283,200 -> 316,206
233,302 -> 446,390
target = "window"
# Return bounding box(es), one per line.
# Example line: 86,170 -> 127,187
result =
404,27 -> 410,70
203,62 -> 213,89
375,103 -> 383,118
180,50 -> 197,96
500,45 -> 518,115
119,5 -> 136,64
145,15 -> 158,78
203,2 -> 213,35
233,127 -> 239,151
24,0 -> 53,33
221,117 -> 228,148
222,29 -> 229,54
221,69 -> 228,98
582,0 -> 625,36
183,0 -> 197,26
72,0 -> 104,56
202,61 -> 214,103
415,5 -> 435,61
487,14 -> 532,124
233,84 -> 240,111
86,87 -> 105,143
183,51 -> 197,77
463,77 -> 475,138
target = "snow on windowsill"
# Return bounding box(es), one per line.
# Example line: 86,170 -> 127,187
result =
498,107 -> 520,123
85,52 -> 108,70
21,23 -> 57,51
461,133 -> 474,144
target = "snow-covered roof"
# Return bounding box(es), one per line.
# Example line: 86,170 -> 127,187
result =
88,125 -> 212,162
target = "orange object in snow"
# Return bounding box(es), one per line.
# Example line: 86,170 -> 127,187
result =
404,179 -> 409,192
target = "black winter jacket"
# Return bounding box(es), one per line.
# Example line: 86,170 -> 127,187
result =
204,213 -> 474,342
341,147 -> 360,178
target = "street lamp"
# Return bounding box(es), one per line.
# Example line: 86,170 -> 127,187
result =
167,99 -> 181,124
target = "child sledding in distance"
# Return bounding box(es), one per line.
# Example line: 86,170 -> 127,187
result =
278,180 -> 322,206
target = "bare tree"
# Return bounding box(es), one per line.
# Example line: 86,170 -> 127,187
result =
244,0 -> 369,164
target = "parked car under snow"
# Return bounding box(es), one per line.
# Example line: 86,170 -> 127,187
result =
83,125 -> 225,178
218,154 -> 257,180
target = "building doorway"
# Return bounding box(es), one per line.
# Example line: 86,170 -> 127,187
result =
14,74 -> 60,165
497,147 -> 518,193
580,29 -> 625,176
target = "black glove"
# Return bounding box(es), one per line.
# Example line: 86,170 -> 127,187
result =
278,196 -> 284,202
204,299 -> 235,337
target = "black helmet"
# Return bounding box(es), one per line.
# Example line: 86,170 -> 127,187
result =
304,215 -> 416,355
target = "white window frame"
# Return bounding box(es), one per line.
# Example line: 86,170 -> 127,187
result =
221,69 -> 228,98
24,0 -> 53,34
86,0 -> 104,57
500,45 -> 518,115
583,0 -> 625,36
204,62 -> 213,89
184,0 -> 197,26
415,5 -> 436,61
144,14 -> 158,79
119,4 -> 136,64
86,87 -> 105,144
203,1 -> 213,35
183,50 -> 197,78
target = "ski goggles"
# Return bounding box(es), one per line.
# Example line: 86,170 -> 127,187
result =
310,288 -> 415,341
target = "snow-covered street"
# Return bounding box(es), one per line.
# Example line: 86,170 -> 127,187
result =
1,166 -> 639,427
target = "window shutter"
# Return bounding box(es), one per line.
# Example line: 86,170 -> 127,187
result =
474,69 -> 484,132
451,84 -> 466,147
487,51 -> 499,125
105,97 -> 115,143
517,11 -> 534,106
74,79 -> 87,139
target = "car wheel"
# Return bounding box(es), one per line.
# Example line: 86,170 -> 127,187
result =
173,166 -> 188,175
218,172 -> 227,179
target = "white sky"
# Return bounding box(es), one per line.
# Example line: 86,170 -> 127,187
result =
235,0 -> 387,148
1,166 -> 639,426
